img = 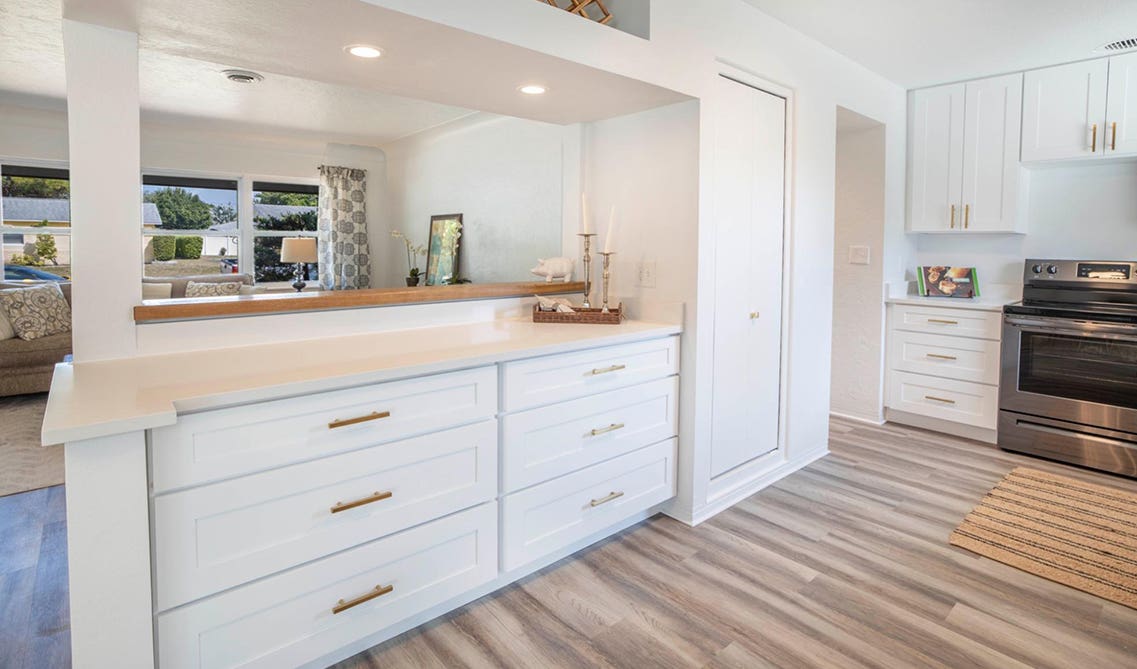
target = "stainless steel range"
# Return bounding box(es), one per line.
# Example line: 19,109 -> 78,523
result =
999,259 -> 1137,477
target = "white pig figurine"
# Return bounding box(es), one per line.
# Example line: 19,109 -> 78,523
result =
530,257 -> 574,283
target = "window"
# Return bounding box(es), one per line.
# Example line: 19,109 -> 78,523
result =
1,165 -> 72,282
142,175 -> 240,279
252,182 -> 319,285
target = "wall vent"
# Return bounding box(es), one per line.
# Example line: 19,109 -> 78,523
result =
1098,38 -> 1137,54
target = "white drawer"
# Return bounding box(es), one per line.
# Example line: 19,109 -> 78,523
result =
887,370 -> 998,429
157,503 -> 497,669
151,366 -> 496,493
153,420 -> 497,611
890,304 -> 1001,340
501,336 -> 679,412
889,330 -> 1000,385
501,376 -> 678,493
501,438 -> 676,571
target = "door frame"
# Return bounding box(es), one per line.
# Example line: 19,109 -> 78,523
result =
705,61 -> 795,501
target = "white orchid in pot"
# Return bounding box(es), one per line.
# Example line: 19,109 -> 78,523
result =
391,230 -> 427,286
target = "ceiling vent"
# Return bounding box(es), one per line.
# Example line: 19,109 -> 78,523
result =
222,69 -> 264,84
1097,38 -> 1137,54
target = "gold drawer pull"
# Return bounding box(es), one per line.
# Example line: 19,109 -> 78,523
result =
1092,123 -> 1098,152
1112,121 -> 1118,151
589,422 -> 626,437
331,490 -> 392,514
925,353 -> 958,361
332,584 -> 393,614
328,410 -> 390,430
925,395 -> 957,405
589,491 -> 624,507
588,364 -> 626,376
927,318 -> 959,325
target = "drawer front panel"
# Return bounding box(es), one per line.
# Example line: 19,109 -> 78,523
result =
890,330 -> 1000,385
501,336 -> 679,412
157,503 -> 497,669
154,420 -> 497,611
890,304 -> 1001,340
151,366 -> 497,493
887,370 -> 998,429
501,439 -> 676,571
502,376 -> 678,493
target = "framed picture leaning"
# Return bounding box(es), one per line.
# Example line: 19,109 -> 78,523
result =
425,214 -> 463,286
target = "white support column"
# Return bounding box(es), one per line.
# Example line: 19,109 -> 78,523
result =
63,19 -> 141,362
64,433 -> 155,669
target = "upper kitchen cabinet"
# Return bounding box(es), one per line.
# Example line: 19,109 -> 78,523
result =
1106,51 -> 1137,156
908,74 -> 1024,233
1022,59 -> 1109,162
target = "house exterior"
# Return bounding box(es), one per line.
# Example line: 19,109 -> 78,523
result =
2,196 -> 164,265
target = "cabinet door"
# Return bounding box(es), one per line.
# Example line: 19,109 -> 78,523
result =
908,84 -> 965,231
1106,52 -> 1137,157
961,73 -> 1023,232
1022,59 -> 1109,162
709,75 -> 784,478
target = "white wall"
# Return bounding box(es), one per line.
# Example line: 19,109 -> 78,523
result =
913,161 -> 1137,286
379,113 -> 565,286
831,113 -> 886,423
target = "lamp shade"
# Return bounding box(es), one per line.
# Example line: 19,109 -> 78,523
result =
280,237 -> 317,263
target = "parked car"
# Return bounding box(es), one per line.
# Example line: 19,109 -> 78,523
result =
4,265 -> 69,282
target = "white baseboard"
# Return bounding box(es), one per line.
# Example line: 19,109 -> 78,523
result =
884,408 -> 997,444
829,410 -> 884,426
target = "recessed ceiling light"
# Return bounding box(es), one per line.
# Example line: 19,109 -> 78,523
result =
345,44 -> 383,59
222,69 -> 264,84
518,84 -> 548,95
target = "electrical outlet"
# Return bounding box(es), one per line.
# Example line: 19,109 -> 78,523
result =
637,261 -> 657,288
848,245 -> 871,265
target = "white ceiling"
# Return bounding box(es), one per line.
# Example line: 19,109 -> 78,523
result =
742,0 -> 1137,89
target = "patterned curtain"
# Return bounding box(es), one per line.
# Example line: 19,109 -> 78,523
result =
317,166 -> 371,290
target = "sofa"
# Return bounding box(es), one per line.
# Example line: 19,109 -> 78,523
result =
142,273 -> 255,299
0,281 -> 72,397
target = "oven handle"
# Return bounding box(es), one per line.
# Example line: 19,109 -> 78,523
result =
1004,315 -> 1137,341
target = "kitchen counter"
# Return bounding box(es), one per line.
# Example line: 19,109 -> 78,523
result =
885,295 -> 1016,312
42,318 -> 681,445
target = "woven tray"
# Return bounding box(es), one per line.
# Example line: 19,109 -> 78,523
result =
532,303 -> 623,324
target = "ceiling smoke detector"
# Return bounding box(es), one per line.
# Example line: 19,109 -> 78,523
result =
222,69 -> 264,84
1097,38 -> 1137,54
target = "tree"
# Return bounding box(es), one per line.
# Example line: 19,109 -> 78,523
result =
143,187 -> 212,230
253,210 -> 318,282
211,204 -> 237,227
2,176 -> 69,199
34,234 -> 59,266
254,191 -> 318,207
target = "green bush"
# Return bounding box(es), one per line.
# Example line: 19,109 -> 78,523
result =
152,236 -> 176,261
7,253 -> 42,267
175,236 -> 203,260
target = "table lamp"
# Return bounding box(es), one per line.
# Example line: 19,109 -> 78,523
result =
280,237 -> 317,292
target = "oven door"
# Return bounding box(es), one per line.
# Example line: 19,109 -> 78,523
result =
1000,314 -> 1137,434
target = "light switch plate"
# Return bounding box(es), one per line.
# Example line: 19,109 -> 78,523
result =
848,245 -> 871,265
636,261 -> 657,288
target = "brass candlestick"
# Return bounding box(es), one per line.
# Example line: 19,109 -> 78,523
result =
577,233 -> 597,308
599,251 -> 615,313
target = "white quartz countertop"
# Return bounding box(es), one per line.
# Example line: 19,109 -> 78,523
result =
42,318 -> 681,445
885,295 -> 1016,312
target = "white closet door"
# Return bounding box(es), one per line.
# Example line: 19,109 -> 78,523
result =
908,84 -> 965,231
1106,51 -> 1137,157
709,75 -> 785,479
1022,59 -> 1109,162
961,73 -> 1023,232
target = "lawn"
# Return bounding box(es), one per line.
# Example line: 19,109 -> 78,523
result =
144,256 -> 235,278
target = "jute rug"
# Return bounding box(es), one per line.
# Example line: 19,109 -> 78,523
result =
951,466 -> 1137,609
0,393 -> 63,497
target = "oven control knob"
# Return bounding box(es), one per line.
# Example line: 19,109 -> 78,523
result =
1031,264 -> 1043,274
1047,264 -> 1059,275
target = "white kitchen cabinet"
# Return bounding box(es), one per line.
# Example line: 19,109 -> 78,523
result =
1022,59 -> 1109,162
908,75 -> 1023,233
1106,51 -> 1137,157
709,74 -> 786,479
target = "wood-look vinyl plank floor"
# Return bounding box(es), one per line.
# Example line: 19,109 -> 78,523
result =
336,418 -> 1137,669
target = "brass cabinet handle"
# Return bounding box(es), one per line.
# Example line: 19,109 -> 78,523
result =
328,411 -> 390,430
588,364 -> 626,376
925,395 -> 957,405
927,318 -> 959,325
1092,123 -> 1098,152
749,311 -> 760,319
589,422 -> 625,437
925,353 -> 958,361
331,490 -> 393,514
950,204 -> 956,229
589,491 -> 624,507
332,584 -> 393,614
964,204 -> 970,229
1113,122 -> 1118,151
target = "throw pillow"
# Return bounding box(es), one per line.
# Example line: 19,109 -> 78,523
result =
185,281 -> 241,298
0,283 -> 72,341
238,284 -> 266,296
142,282 -> 174,300
0,308 -> 13,340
